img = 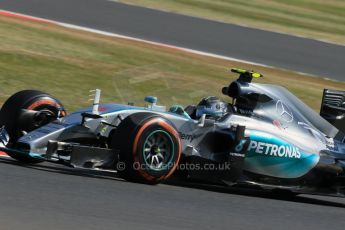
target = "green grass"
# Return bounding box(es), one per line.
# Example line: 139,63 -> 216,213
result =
120,0 -> 345,44
0,16 -> 344,113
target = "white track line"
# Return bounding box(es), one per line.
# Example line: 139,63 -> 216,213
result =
0,9 -> 334,80
0,10 -> 274,68
60,22 -> 274,66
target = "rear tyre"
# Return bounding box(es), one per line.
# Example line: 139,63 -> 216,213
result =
0,90 -> 65,163
111,113 -> 181,184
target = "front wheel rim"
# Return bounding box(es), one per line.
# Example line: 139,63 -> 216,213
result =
142,130 -> 174,171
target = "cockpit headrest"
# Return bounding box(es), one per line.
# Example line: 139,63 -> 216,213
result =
222,81 -> 241,98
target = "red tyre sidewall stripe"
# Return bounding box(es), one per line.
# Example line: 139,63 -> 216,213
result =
132,118 -> 181,182
156,120 -> 181,180
0,151 -> 9,157
26,99 -> 61,110
133,119 -> 158,181
0,99 -> 64,159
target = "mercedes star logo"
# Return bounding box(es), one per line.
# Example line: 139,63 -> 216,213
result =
276,100 -> 294,123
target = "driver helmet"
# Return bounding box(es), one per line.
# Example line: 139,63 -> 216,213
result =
196,96 -> 228,119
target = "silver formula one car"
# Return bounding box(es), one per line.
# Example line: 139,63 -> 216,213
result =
1,68 -> 345,196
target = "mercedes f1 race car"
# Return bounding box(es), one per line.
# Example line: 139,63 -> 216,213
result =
1,68 -> 345,197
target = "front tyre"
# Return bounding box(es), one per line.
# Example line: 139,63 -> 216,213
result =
111,113 -> 181,184
0,90 -> 65,163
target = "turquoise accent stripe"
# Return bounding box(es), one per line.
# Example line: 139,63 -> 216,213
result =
244,130 -> 319,178
0,147 -> 44,159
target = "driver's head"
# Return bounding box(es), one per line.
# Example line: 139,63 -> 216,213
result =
196,96 -> 228,119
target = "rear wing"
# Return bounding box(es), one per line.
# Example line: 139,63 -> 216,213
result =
320,89 -> 345,134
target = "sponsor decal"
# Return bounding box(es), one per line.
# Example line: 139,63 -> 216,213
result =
247,140 -> 301,159
272,119 -> 283,130
244,130 -> 319,178
98,106 -> 107,112
229,152 -> 245,158
276,100 -> 294,123
235,139 -> 246,152
325,138 -> 339,151
238,108 -> 253,116
298,122 -> 326,144
179,132 -> 194,142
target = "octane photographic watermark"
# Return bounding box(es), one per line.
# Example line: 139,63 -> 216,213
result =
116,161 -> 232,171
116,161 -> 126,171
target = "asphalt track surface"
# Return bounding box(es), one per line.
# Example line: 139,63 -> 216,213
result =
1,0 -> 345,81
1,156 -> 345,230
